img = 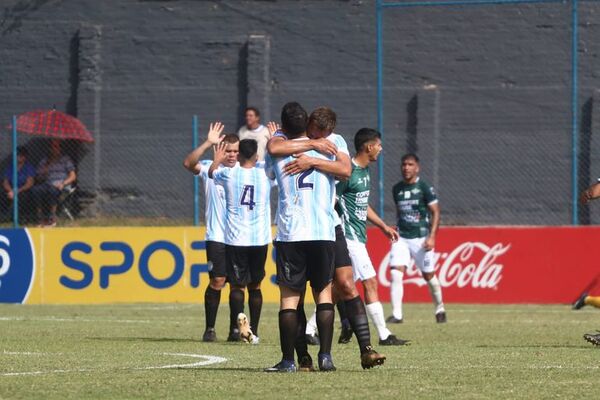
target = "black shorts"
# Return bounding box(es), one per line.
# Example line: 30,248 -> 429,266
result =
274,241 -> 335,292
334,225 -> 352,269
225,244 -> 268,286
206,241 -> 227,279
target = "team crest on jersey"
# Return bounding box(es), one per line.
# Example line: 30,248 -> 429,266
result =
403,191 -> 410,199
411,188 -> 421,195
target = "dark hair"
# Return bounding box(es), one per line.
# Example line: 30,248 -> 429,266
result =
309,107 -> 336,132
401,153 -> 420,163
239,139 -> 258,160
245,107 -> 260,117
354,128 -> 381,152
221,133 -> 240,144
16,146 -> 28,157
281,102 -> 308,137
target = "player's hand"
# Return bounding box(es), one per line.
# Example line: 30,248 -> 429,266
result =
382,225 -> 399,242
423,236 -> 435,251
283,154 -> 314,175
580,189 -> 593,204
312,138 -> 337,156
212,141 -> 228,163
267,121 -> 281,137
7,190 -> 13,200
207,122 -> 225,145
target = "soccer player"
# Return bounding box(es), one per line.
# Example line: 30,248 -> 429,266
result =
388,153 -> 446,324
578,180 -> 600,346
335,128 -> 409,346
269,107 -> 389,369
264,102 -> 350,373
183,122 -> 239,342
209,138 -> 273,344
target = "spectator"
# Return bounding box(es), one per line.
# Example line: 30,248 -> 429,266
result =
1,146 -> 36,220
237,107 -> 270,161
30,140 -> 76,227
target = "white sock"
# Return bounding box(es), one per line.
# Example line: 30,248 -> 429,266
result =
365,301 -> 392,340
427,276 -> 445,314
305,310 -> 317,335
390,269 -> 404,320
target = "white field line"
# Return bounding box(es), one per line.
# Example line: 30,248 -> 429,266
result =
0,353 -> 227,377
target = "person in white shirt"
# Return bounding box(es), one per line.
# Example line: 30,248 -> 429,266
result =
237,107 -> 270,161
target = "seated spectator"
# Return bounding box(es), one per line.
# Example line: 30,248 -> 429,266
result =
1,146 -> 36,220
30,140 -> 76,227
237,107 -> 270,161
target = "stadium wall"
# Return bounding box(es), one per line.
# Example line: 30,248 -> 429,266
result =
0,227 -> 596,304
1,1 -> 599,225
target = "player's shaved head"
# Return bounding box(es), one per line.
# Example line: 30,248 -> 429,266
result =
281,102 -> 308,138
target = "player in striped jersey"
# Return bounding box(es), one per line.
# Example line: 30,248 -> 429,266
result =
183,122 -> 239,342
268,107 -> 388,369
264,102 -> 351,373
209,138 -> 273,344
336,128 -> 409,346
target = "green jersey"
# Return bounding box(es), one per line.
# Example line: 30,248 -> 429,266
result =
336,161 -> 370,243
393,177 -> 438,239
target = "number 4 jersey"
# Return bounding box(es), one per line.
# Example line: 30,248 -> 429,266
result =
211,162 -> 274,246
265,137 -> 338,242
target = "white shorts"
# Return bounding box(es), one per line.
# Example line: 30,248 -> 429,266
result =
389,237 -> 435,274
346,239 -> 376,282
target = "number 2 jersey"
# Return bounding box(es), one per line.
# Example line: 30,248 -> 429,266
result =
392,177 -> 438,239
211,162 -> 273,246
265,135 -> 342,242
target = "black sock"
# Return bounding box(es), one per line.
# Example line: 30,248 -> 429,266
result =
345,296 -> 372,354
316,303 -> 335,355
294,302 -> 309,359
204,286 -> 221,329
336,300 -> 350,328
229,288 -> 244,334
279,309 -> 298,362
248,289 -> 263,336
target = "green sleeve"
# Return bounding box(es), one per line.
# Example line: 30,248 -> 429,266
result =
422,181 -> 438,204
336,179 -> 349,197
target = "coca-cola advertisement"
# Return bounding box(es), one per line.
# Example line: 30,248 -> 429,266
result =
366,226 -> 600,304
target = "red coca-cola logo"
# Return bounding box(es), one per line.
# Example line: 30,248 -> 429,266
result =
377,242 -> 510,290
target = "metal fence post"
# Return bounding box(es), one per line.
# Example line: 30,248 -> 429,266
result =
376,0 -> 385,218
571,0 -> 579,225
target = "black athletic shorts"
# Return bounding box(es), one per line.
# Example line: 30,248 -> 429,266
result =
334,225 -> 352,269
206,241 -> 227,279
225,244 -> 268,286
274,240 -> 335,292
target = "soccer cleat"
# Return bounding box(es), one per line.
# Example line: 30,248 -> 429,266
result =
317,353 -> 336,372
237,313 -> 255,343
379,334 -> 410,346
583,331 -> 600,346
305,333 -> 320,346
573,292 -> 588,310
227,328 -> 241,342
298,354 -> 315,372
250,336 -> 260,345
202,328 -> 217,342
264,360 -> 297,373
338,324 -> 353,344
435,311 -> 447,323
360,346 -> 386,369
386,316 -> 403,324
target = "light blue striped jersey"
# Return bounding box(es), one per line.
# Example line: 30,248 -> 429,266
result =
197,160 -> 227,243
212,162 -> 273,246
265,137 -> 338,242
328,133 -> 350,227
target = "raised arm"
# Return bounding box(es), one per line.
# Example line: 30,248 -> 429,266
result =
580,182 -> 600,204
183,122 -> 224,174
367,205 -> 399,242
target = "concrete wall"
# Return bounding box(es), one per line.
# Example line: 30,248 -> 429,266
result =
0,0 -> 598,225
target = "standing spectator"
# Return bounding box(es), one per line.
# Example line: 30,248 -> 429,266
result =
30,140 -> 77,227
238,107 -> 270,161
1,146 -> 36,220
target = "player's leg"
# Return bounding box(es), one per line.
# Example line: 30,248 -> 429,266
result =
573,292 -> 600,310
388,238 -> 411,323
412,238 -> 446,322
265,241 -> 305,372
203,241 -> 227,342
304,309 -> 319,345
308,241 -> 336,371
294,292 -> 316,371
225,245 -> 248,341
246,245 -> 268,341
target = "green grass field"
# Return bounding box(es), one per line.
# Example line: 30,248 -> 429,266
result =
1,303 -> 599,399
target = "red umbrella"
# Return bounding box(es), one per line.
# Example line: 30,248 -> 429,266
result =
10,109 -> 94,142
